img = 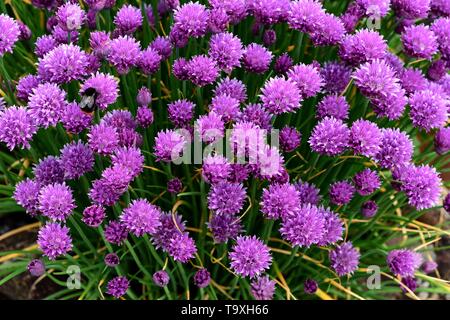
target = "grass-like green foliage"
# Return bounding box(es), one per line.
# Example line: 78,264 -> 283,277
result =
0,0 -> 449,300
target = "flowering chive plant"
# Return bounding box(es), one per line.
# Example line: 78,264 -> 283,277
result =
0,0 -> 449,300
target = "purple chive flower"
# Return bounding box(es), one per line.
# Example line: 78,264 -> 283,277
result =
319,207 -> 344,246
167,177 -> 183,194
304,279 -> 318,294
168,99 -> 194,128
279,127 -> 301,152
309,13 -> 345,46
153,212 -> 186,251
102,109 -> 136,131
107,35 -> 140,74
174,2 -> 209,38
88,124 -> 119,155
208,181 -> 246,215
402,25 -> 438,60
186,55 -> 219,87
432,18 -> 450,57
362,200 -> 378,218
256,145 -> 285,179
229,235 -> 272,278
202,155 -> 231,184
61,102 -> 92,134
121,199 -> 162,237
409,90 -> 447,131
173,58 -> 189,80
82,204 -> 106,227
401,276 -> 418,293
274,53 -> 294,75
316,95 -> 349,120
86,9 -> 97,30
33,156 -> 65,187
51,25 -> 79,44
13,179 -> 40,216
154,129 -> 187,162
107,276 -> 129,298
209,0 -> 247,24
89,31 -> 111,58
81,73 -> 119,110
214,78 -> 247,103
242,43 -> 273,74
421,260 -> 438,274
16,75 -> 40,102
375,128 -> 413,169
309,117 -> 350,156
249,0 -> 289,25
428,59 -> 448,81
287,0 -> 325,34
168,232 -> 197,263
138,47 -> 161,74
397,164 -> 441,210
208,213 -> 243,243
263,29 -> 276,47
195,112 -> 224,143
85,53 -> 101,74
320,62 -> 352,94
287,64 -> 323,99
280,204 -> 326,247
153,270 -> 170,287
210,94 -> 240,122
39,183 -> 75,221
60,141 -> 94,179
136,106 -> 154,128
387,249 -> 422,277
294,181 -> 322,206
251,276 -> 276,300
239,103 -> 272,130
353,169 -> 381,196
340,30 -> 387,66
431,0 -> 450,16
28,259 -> 45,277
56,2 -> 85,31
151,36 -> 172,60
329,242 -> 360,276
399,68 -> 428,95
260,76 -> 301,115
38,44 -> 88,84
260,183 -> 300,220
37,223 -> 72,260
392,0 -> 430,19
329,181 -> 355,206
209,32 -> 243,73
89,169 -> 131,206
0,14 -> 20,56
28,83 -> 66,128
104,253 -> 120,267
228,164 -> 250,183
114,5 -> 143,35
435,127 -> 450,155
193,268 -> 211,288
136,87 -> 152,107
0,106 -> 37,151
384,52 -> 405,75
208,8 -> 229,33
104,220 -> 128,245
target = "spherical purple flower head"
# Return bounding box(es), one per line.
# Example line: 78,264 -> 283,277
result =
28,83 -> 66,128
339,30 -> 387,66
114,5 -> 142,35
193,268 -> 211,288
28,259 -> 45,277
269,167 -> 290,185
209,32 -> 243,73
309,13 -> 345,47
329,181 -> 355,206
392,0 -> 430,19
400,276 -> 418,293
107,276 -> 129,298
168,232 -> 197,263
13,179 -> 40,216
260,183 -> 301,221
309,117 -> 350,156
138,47 -> 161,75
229,235 -> 272,278
104,252 -> 120,267
111,147 -> 144,178
251,276 -> 276,300
353,169 -> 381,196
242,43 -> 273,74
35,36 -> 57,56
402,25 -> 438,60
136,106 -> 154,128
209,0 -> 247,24
318,207 -> 344,246
422,260 -> 438,274
274,53 -> 293,75
31,0 -> 56,10
90,31 -> 111,58
151,36 -> 172,60
173,58 -> 189,81
349,119 -> 382,158
154,129 -> 187,162
0,14 -> 20,56
361,200 -> 378,218
397,164 -> 441,210
85,53 -> 101,74
228,164 -> 250,183
302,278 -> 318,294
186,55 -> 219,87
56,2 -> 85,31
320,62 -> 352,95
50,24 -> 79,44
239,104 -> 272,130
39,183 -> 75,221
121,199 -> 162,237
167,177 -> 183,194
0,106 -> 37,151
263,29 -> 276,47
287,64 -> 323,99
431,18 -> 450,57
208,212 -> 243,243
387,249 -> 422,277
214,78 -> 247,104
279,127 -> 301,153
168,99 -> 194,128
384,52 -> 405,75
61,102 -> 92,134
33,156 -> 65,187
208,181 -> 246,215
16,75 -> 40,102
82,204 -> 106,227
210,94 -> 240,123
60,141 -> 94,180
86,9 -> 98,30
88,124 -> 119,155
287,0 -> 325,34
136,87 -> 152,107
104,220 -> 128,245
173,2 -> 208,38
194,112 -> 224,143
208,7 -> 229,33
428,59 -> 448,81
316,95 -> 349,121
153,270 -> 170,287
260,76 -> 301,115
153,212 -> 185,251
102,109 -> 136,131
294,181 -> 321,206
375,128 -> 413,169
329,242 -> 360,276
409,90 -> 447,132
249,0 -> 290,24
17,21 -> 30,41
435,127 -> 450,155
255,145 -> 285,179
431,0 -> 450,15
38,222 -> 72,260
38,44 -> 88,84
107,36 -> 140,74
355,0 -> 391,17
202,154 -> 231,184
399,68 -> 428,95
89,166 -> 132,207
